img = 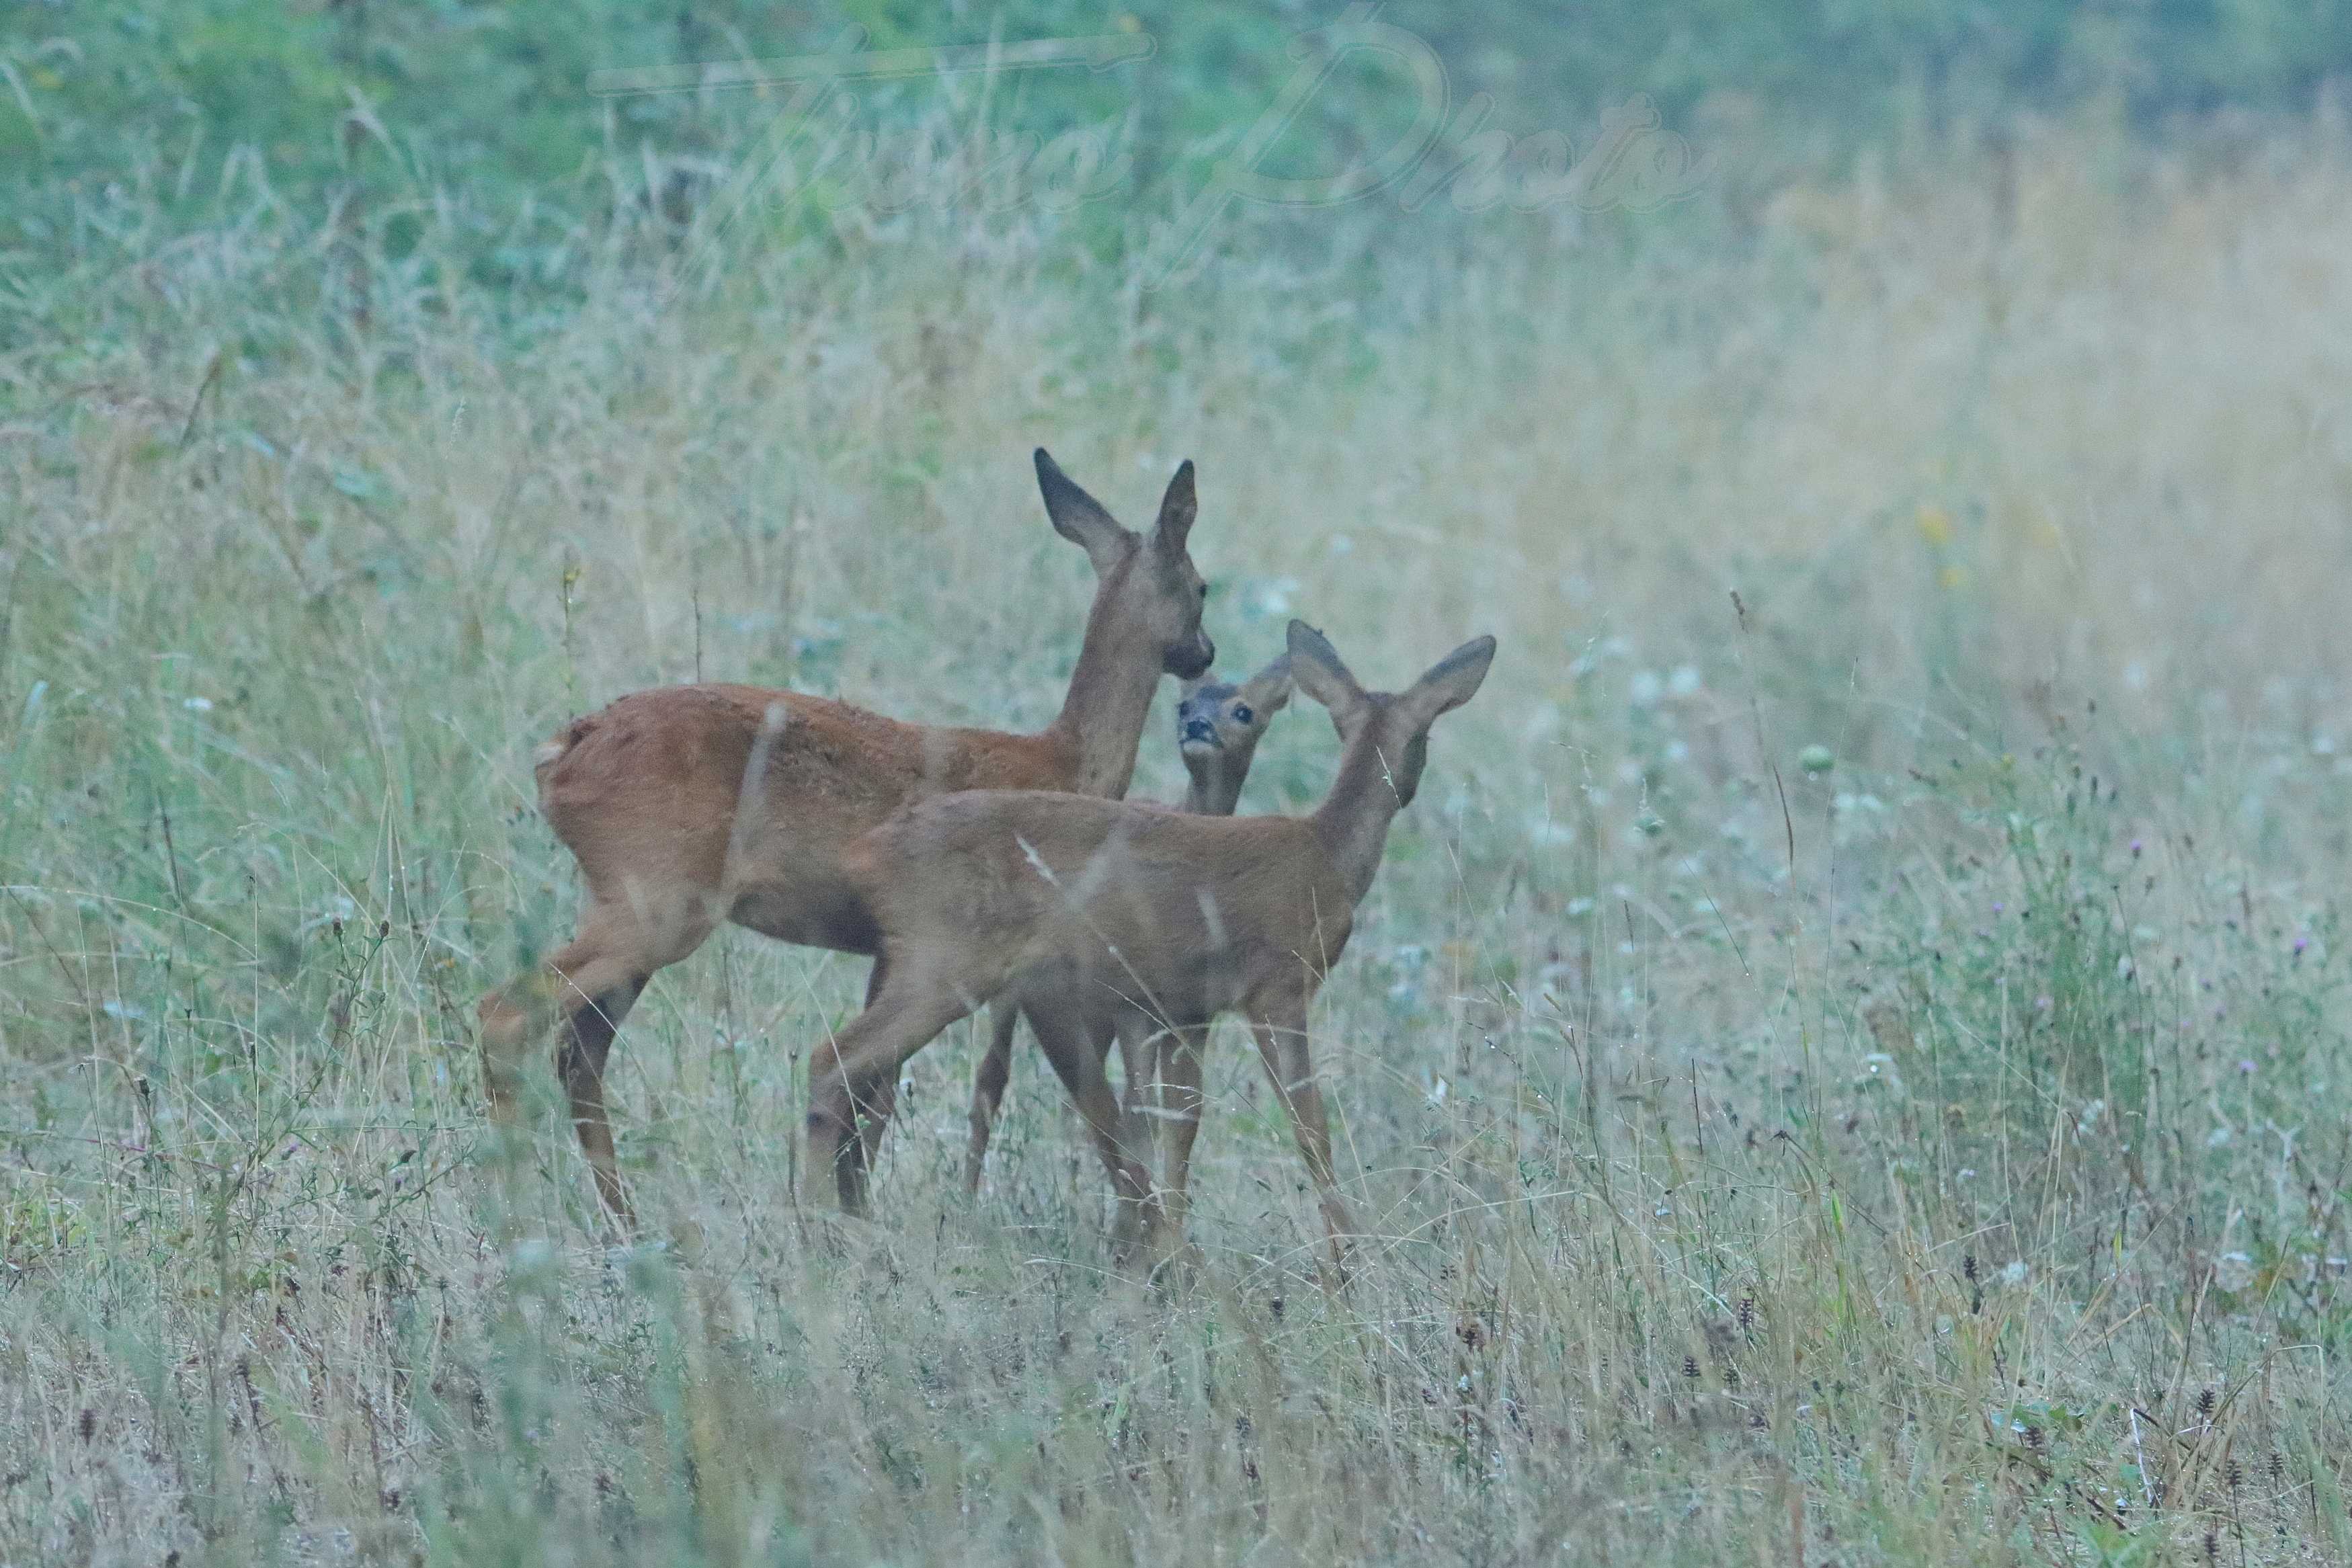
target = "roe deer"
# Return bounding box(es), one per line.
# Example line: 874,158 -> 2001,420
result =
811,620 -> 1496,1264
477,449 -> 1216,1223
961,653 -> 1294,1193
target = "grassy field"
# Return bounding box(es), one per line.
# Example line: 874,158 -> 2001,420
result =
8,119 -> 2352,1564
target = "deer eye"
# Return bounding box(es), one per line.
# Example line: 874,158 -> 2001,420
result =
1198,582 -> 1211,600
1231,704 -> 1254,726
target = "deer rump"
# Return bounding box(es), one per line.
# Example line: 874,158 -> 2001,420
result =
534,683 -> 1075,957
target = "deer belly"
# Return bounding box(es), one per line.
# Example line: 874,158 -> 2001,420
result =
727,874 -> 882,954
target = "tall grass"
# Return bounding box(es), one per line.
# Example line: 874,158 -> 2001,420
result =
7,117 -> 2352,1563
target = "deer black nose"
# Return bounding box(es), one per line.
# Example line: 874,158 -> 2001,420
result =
1182,717 -> 1218,746
1166,632 -> 1215,679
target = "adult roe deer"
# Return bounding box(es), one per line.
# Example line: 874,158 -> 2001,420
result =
478,450 -> 1216,1223
961,653 -> 1295,1192
812,620 -> 1496,1264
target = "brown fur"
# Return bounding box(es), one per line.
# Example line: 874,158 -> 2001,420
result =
961,653 -> 1293,1192
478,449 -> 1215,1225
810,621 -> 1496,1268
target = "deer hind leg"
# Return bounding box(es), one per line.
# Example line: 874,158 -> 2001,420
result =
476,910 -> 650,1114
806,962 -> 976,1214
1244,989 -> 1356,1271
477,889 -> 717,1227
559,974 -> 646,1229
964,1001 -> 1020,1194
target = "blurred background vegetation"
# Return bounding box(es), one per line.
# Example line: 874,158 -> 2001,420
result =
7,0 -> 2352,324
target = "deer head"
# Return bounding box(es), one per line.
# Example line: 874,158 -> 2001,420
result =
1289,621 -> 1494,807
1175,654 -> 1293,815
1290,620 -> 1496,898
1034,448 -> 1214,680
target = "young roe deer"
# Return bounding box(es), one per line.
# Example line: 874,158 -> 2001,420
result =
961,654 -> 1295,1192
477,449 -> 1217,1223
812,620 -> 1496,1263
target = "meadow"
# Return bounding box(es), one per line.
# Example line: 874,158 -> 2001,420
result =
7,108 -> 2352,1565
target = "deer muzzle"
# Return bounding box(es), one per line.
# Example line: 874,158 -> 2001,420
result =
1166,630 -> 1215,679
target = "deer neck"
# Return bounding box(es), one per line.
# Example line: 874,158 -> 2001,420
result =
1045,581 -> 1161,800
1309,732 -> 1410,904
1180,749 -> 1248,816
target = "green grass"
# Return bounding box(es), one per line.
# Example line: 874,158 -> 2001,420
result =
8,118 -> 2352,1564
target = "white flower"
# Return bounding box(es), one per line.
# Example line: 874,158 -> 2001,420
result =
1246,577 -> 1299,618
1998,1261 -> 2029,1287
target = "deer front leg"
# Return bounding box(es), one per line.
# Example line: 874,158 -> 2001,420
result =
1244,989 -> 1356,1272
964,1000 -> 1020,1194
1151,1024 -> 1211,1230
1111,1014 -> 1160,1165
1028,1002 -> 1166,1265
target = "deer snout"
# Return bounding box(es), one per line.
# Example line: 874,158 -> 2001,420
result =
1166,631 -> 1215,680
1180,715 -> 1221,751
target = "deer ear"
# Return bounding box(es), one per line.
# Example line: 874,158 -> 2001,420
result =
1286,622 -> 1366,722
1398,635 -> 1497,730
1035,448 -> 1131,572
1151,460 -> 1197,554
1240,653 -> 1293,714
